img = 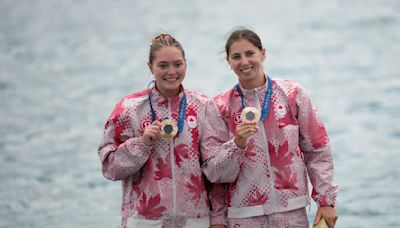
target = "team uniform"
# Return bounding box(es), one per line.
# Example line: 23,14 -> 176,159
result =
98,86 -> 224,228
201,77 -> 338,227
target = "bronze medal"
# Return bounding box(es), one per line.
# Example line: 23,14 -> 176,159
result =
160,119 -> 178,138
241,107 -> 260,123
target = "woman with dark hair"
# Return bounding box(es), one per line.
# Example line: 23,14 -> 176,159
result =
202,28 -> 338,228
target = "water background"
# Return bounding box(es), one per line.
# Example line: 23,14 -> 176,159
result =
1,0 -> 399,227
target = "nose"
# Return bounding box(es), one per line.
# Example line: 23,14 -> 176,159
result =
240,56 -> 250,65
167,66 -> 175,75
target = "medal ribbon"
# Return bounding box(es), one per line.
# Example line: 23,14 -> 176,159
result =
148,80 -> 187,135
235,76 -> 273,122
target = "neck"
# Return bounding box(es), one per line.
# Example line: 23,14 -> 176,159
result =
157,87 -> 181,98
240,74 -> 266,90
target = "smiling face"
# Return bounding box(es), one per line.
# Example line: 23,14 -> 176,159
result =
227,38 -> 266,89
148,46 -> 186,97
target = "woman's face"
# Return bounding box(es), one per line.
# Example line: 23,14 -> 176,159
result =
149,46 -> 186,97
227,38 -> 266,89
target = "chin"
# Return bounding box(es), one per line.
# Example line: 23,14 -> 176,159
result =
239,74 -> 256,82
164,83 -> 181,91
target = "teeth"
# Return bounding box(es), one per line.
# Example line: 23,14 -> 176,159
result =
241,68 -> 252,73
164,77 -> 178,81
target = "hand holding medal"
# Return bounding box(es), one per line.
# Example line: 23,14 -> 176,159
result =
235,107 -> 259,149
142,120 -> 162,146
142,118 -> 179,146
234,77 -> 273,149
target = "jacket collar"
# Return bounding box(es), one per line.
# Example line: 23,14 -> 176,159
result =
236,75 -> 269,97
149,85 -> 185,104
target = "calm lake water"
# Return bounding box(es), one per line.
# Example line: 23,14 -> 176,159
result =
1,0 -> 399,227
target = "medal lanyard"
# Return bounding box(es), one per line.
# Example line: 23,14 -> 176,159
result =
235,76 -> 273,122
147,80 -> 187,134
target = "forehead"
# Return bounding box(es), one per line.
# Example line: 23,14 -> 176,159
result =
153,46 -> 184,62
229,38 -> 259,54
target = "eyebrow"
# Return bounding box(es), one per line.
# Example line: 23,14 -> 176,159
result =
156,59 -> 184,64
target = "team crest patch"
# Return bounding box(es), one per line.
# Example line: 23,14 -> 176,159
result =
233,112 -> 241,125
187,115 -> 197,128
274,103 -> 287,118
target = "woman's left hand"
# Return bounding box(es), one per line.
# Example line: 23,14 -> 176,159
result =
314,206 -> 338,227
211,225 -> 226,228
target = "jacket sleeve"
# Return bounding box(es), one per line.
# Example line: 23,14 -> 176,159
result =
98,100 -> 152,181
208,183 -> 227,226
200,100 -> 245,183
295,85 -> 338,207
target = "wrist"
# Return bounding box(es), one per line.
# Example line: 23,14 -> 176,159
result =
141,137 -> 153,147
234,138 -> 245,149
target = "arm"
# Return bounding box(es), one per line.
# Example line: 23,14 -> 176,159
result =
200,100 -> 246,183
295,86 -> 338,226
98,101 -> 154,181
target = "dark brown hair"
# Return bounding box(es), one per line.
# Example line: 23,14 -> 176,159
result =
148,34 -> 185,64
225,28 -> 263,57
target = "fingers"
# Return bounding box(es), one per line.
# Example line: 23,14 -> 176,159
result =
236,122 -> 258,134
210,225 -> 226,228
325,216 -> 338,228
145,121 -> 162,134
234,122 -> 258,148
142,121 -> 162,146
313,210 -> 322,225
315,207 -> 338,228
152,120 -> 162,127
327,215 -> 338,228
237,123 -> 258,138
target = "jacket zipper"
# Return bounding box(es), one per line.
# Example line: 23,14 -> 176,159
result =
255,90 -> 278,210
168,98 -> 177,227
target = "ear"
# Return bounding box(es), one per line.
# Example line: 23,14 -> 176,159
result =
261,48 -> 266,61
147,62 -> 153,74
226,56 -> 233,69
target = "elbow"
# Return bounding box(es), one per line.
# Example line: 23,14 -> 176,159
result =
202,166 -> 238,184
223,172 -> 239,183
102,165 -> 123,181
218,169 -> 239,183
202,165 -> 223,183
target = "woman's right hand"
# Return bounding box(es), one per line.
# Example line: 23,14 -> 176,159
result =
234,121 -> 258,149
142,120 -> 162,146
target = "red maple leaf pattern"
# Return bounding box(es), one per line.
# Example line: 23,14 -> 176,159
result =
311,127 -> 329,148
154,157 -> 172,180
269,141 -> 293,169
278,111 -> 297,129
269,141 -> 298,190
136,192 -> 166,219
248,189 -> 268,206
174,144 -> 190,167
186,175 -> 205,203
275,170 -> 299,190
110,102 -> 128,145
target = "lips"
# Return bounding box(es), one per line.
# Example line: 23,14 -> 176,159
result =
163,77 -> 179,81
240,66 -> 253,73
